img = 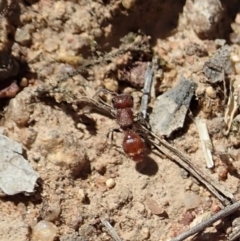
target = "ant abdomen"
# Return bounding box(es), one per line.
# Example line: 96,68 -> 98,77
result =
122,130 -> 145,162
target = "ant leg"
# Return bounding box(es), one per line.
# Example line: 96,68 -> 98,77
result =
135,113 -> 151,130
106,128 -> 127,156
92,88 -> 117,116
106,128 -> 122,146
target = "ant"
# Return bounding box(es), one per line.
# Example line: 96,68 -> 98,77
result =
94,89 -> 146,162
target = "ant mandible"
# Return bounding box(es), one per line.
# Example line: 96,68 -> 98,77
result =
94,89 -> 145,162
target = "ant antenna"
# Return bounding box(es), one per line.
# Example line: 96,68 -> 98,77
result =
92,88 -> 117,99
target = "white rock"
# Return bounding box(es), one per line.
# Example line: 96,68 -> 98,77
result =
32,221 -> 57,241
183,192 -> 201,210
106,178 -> 116,188
0,134 -> 39,195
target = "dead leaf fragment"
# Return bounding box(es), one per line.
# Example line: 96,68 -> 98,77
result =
150,77 -> 197,137
145,197 -> 166,216
203,45 -> 235,83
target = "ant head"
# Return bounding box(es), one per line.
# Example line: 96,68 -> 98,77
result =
112,94 -> 134,109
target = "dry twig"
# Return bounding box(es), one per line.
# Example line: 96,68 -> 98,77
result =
101,218 -> 122,241
149,130 -> 234,206
140,61 -> 153,119
170,199 -> 240,241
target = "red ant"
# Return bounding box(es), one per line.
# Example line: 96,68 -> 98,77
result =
94,90 -> 146,162
112,94 -> 145,162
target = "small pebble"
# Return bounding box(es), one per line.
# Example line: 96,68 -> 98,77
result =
183,192 -> 201,210
141,227 -> 150,240
191,183 -> 200,192
77,189 -> 87,202
215,39 -> 226,47
217,165 -> 228,180
180,168 -> 189,179
231,53 -> 240,63
232,23 -> 240,34
202,190 -> 211,197
105,178 -> 116,188
122,0 -> 135,9
230,32 -> 240,44
226,226 -> 232,235
180,211 -> 195,225
42,205 -> 61,222
236,13 -> 240,25
15,25 -> 32,46
104,78 -> 118,92
168,69 -> 177,78
44,38 -> 59,53
105,63 -> 117,73
195,85 -> 206,96
20,77 -> 29,87
213,220 -> 222,229
171,49 -> 183,60
0,82 -> 20,98
185,179 -> 193,190
206,86 -> 216,99
232,217 -> 240,227
94,161 -> 106,174
17,202 -> 27,215
184,0 -> 223,37
5,94 -> 30,126
235,62 -> 240,74
32,220 -> 57,241
91,28 -> 103,38
53,1 -> 66,19
211,203 -> 221,213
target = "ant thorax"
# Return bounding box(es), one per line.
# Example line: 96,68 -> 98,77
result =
116,108 -> 134,130
112,94 -> 134,109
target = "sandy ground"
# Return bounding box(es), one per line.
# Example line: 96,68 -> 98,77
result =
1,0 -> 240,241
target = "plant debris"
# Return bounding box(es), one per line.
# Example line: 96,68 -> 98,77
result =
196,118 -> 214,168
224,78 -> 240,135
171,199 -> 240,241
203,45 -> 235,83
150,76 -> 197,137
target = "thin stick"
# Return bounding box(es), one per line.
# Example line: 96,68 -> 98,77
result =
101,218 -> 122,241
170,200 -> 240,241
148,130 -> 234,206
140,62 -> 153,119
